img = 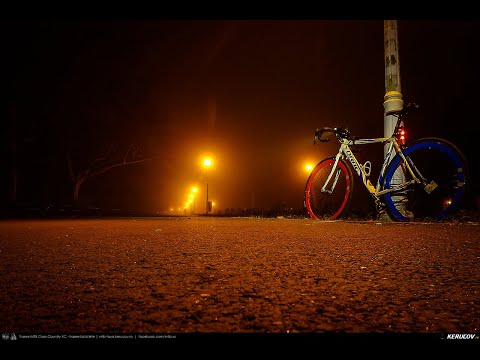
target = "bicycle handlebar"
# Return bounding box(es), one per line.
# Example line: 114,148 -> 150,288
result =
314,127 -> 350,144
314,127 -> 334,143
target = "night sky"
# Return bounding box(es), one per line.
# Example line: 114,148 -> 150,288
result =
3,19 -> 480,214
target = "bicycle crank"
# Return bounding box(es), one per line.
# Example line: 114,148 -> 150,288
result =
374,199 -> 385,213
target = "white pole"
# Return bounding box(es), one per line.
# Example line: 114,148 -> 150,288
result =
383,20 -> 408,219
384,20 -> 403,150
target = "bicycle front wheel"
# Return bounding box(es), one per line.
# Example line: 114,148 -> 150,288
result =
383,138 -> 467,221
304,157 -> 353,220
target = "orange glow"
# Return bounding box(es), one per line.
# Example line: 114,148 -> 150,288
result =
444,198 -> 452,207
305,163 -> 314,172
192,187 -> 198,193
203,157 -> 213,168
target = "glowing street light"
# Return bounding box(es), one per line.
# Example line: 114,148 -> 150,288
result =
191,187 -> 198,213
202,156 -> 213,215
203,158 -> 212,168
182,186 -> 198,214
189,192 -> 197,214
305,163 -> 314,172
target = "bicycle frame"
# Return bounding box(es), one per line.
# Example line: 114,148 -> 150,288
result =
321,135 -> 422,207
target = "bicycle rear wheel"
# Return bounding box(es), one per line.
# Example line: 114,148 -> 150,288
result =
304,157 -> 353,220
383,138 -> 467,221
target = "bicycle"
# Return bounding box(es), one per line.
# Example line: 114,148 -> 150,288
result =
304,103 -> 468,222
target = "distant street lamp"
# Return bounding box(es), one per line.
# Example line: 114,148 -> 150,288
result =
188,194 -> 195,213
305,163 -> 314,172
191,186 -> 198,214
203,158 -> 212,168
202,157 -> 213,214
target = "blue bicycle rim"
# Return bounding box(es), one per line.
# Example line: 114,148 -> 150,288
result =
384,140 -> 466,221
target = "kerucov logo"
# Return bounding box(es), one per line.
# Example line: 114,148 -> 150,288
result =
445,334 -> 478,340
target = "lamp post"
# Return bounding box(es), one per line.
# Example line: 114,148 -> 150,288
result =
191,186 -> 198,214
188,194 -> 194,214
202,157 -> 213,215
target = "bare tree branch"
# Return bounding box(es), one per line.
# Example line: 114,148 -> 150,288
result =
68,143 -> 156,203
89,157 -> 152,178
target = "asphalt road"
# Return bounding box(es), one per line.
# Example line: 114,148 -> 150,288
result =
1,216 -> 479,343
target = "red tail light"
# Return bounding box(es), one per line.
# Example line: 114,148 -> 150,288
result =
398,127 -> 406,145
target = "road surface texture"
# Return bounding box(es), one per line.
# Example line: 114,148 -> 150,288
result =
1,216 -> 479,344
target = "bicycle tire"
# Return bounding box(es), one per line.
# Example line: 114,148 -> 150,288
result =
304,157 -> 354,220
383,137 -> 467,222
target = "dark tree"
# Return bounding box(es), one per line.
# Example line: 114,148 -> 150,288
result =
67,143 -> 153,205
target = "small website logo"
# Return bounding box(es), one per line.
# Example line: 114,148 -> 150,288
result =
1,333 -> 17,341
444,333 -> 478,340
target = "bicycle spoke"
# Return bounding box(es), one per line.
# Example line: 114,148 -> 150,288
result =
383,138 -> 467,221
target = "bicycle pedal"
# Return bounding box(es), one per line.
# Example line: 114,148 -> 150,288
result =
424,181 -> 438,194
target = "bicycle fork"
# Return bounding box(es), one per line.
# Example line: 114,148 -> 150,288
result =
321,154 -> 342,194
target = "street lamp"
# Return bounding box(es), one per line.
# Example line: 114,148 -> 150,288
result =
188,193 -> 194,214
202,156 -> 213,215
305,163 -> 314,173
203,158 -> 212,168
191,186 -> 198,214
